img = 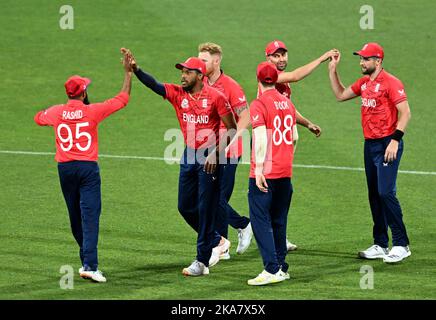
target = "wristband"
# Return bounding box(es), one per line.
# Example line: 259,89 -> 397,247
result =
391,129 -> 404,142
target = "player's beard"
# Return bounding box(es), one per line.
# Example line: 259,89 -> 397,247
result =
276,62 -> 287,71
362,65 -> 376,75
182,79 -> 196,92
83,93 -> 90,105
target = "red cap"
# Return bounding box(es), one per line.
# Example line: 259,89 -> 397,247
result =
175,57 -> 206,75
265,40 -> 288,56
65,75 -> 91,98
257,61 -> 278,84
353,42 -> 384,59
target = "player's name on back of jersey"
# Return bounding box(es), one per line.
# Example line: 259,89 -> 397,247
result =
62,110 -> 83,120
274,101 -> 290,110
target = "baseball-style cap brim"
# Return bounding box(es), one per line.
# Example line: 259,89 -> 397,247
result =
175,57 -> 206,75
175,63 -> 202,74
353,50 -> 383,59
79,77 -> 91,90
353,50 -> 372,57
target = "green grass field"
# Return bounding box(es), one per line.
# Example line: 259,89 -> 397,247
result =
1,0 -> 435,300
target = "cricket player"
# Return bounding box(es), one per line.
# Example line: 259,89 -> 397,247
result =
33,52 -> 132,282
122,49 -> 237,276
328,42 -> 412,263
198,42 -> 253,258
263,40 -> 336,251
248,62 -> 321,286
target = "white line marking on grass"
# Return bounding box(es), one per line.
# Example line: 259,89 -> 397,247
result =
1,150 -> 435,176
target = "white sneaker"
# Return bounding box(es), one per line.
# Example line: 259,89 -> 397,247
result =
182,260 -> 209,276
358,244 -> 389,259
220,249 -> 231,260
286,239 -> 298,252
209,237 -> 231,267
236,223 -> 253,254
247,270 -> 286,286
79,269 -> 107,283
278,269 -> 290,280
383,246 -> 411,263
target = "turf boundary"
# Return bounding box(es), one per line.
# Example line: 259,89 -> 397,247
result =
1,149 -> 435,176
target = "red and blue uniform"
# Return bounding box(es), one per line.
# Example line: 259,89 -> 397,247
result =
163,82 -> 232,266
204,71 -> 250,238
248,88 -> 296,274
351,69 -> 410,248
34,92 -> 129,271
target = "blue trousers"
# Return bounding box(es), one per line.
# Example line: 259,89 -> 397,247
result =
178,148 -> 221,267
58,161 -> 101,271
364,136 -> 409,247
248,177 -> 292,274
215,158 -> 250,238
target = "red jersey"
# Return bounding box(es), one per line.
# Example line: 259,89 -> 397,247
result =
164,83 -> 232,149
257,70 -> 292,98
249,89 -> 296,179
34,92 -> 129,163
351,69 -> 407,139
204,71 -> 246,158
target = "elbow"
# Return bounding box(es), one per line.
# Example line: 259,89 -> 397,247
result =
336,95 -> 345,102
33,113 -> 41,125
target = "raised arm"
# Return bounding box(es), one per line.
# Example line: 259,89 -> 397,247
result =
121,48 -> 166,97
121,54 -> 132,95
278,49 -> 339,83
328,52 -> 357,102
